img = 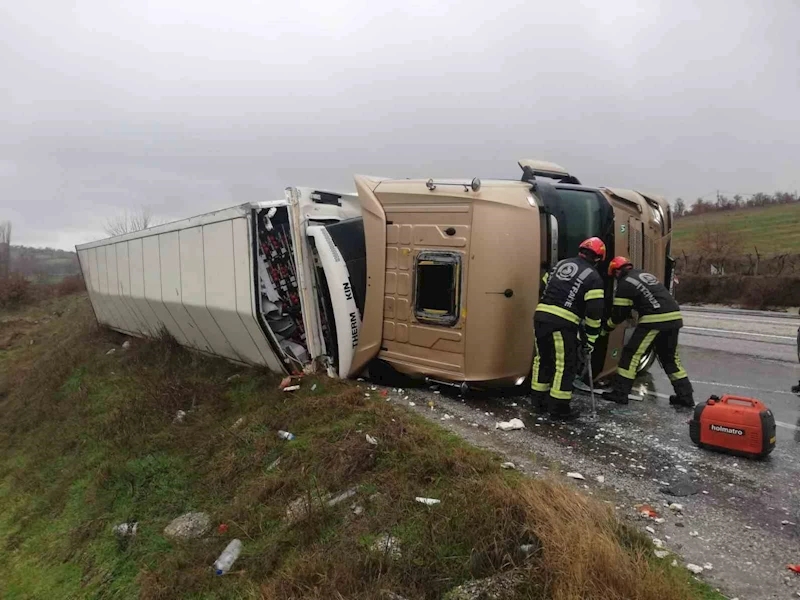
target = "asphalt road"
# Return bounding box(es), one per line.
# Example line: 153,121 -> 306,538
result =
384,306 -> 800,600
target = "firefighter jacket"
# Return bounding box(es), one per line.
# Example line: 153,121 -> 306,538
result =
607,268 -> 682,331
536,256 -> 605,344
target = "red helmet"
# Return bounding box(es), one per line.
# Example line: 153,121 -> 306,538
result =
578,237 -> 607,261
608,256 -> 633,277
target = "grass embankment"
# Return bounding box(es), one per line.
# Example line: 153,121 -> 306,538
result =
0,295 -> 722,599
672,203 -> 800,254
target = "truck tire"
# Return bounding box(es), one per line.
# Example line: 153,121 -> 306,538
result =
637,347 -> 657,375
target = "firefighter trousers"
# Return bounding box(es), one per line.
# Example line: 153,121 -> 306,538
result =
531,322 -> 578,403
614,326 -> 692,398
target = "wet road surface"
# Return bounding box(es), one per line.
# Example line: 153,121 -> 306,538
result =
377,307 -> 800,599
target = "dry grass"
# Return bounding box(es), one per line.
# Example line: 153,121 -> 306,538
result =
0,294 -> 722,600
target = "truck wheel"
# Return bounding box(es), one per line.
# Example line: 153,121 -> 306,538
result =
636,347 -> 657,375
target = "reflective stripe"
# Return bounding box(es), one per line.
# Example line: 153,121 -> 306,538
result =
618,330 -> 658,379
542,273 -> 550,285
669,347 -> 688,381
551,331 -> 571,400
550,388 -> 572,400
535,304 -> 580,325
606,318 -> 617,330
586,334 -> 598,344
531,337 -> 550,391
584,289 -> 605,301
639,311 -> 682,324
613,297 -> 634,306
585,317 -> 601,328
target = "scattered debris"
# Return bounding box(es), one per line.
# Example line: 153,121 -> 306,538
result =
500,462 -> 516,470
226,374 -> 240,382
366,434 -> 379,446
442,570 -> 525,600
495,418 -> 525,431
112,522 -> 138,537
671,559 -> 678,567
637,504 -> 659,519
230,417 -> 244,429
566,472 -> 585,481
596,475 -> 605,484
646,526 -> 656,534
668,503 -> 684,513
686,563 -> 704,575
163,512 -> 211,540
415,497 -> 441,506
327,488 -> 357,507
442,413 -> 453,420
351,504 -> 364,516
173,410 -> 187,423
277,430 -> 295,441
122,340 -> 131,350
519,543 -> 537,555
782,520 -> 796,526
213,539 -> 242,575
266,457 -> 281,471
654,518 -> 666,524
409,402 -> 416,407
689,531 -> 699,537
703,563 -> 713,571
218,523 -> 229,534
106,348 -> 116,355
311,383 -> 317,391
654,550 -> 669,559
652,538 -> 665,549
788,564 -> 800,574
370,533 -> 402,559
279,376 -> 293,389
283,385 -> 301,392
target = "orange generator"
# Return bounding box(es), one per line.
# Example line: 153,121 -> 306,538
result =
689,395 -> 776,459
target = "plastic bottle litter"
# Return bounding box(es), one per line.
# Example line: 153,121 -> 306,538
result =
415,497 -> 441,506
213,539 -> 242,575
112,522 -> 138,537
277,430 -> 296,441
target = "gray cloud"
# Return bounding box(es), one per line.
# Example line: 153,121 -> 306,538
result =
2,0 -> 799,248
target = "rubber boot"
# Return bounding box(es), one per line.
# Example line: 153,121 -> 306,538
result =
529,391 -> 548,414
548,397 -> 581,421
605,375 -> 632,405
669,378 -> 695,408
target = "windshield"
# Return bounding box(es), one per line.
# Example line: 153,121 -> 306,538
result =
551,188 -> 609,260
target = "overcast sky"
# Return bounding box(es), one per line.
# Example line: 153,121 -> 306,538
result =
2,0 -> 798,249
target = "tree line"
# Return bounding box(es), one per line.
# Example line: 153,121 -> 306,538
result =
673,190 -> 800,218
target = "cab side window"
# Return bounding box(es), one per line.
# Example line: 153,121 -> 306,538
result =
414,251 -> 461,326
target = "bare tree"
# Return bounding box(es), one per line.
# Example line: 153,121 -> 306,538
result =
0,221 -> 11,280
696,221 -> 737,273
104,207 -> 158,237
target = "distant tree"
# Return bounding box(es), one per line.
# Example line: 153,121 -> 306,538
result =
0,221 -> 11,280
105,207 -> 158,237
673,198 -> 686,218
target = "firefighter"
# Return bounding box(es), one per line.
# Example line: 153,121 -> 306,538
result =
604,256 -> 695,408
531,237 -> 606,420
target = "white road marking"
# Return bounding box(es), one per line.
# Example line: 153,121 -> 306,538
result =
683,326 -> 796,341
691,379 -> 797,396
776,420 -> 799,432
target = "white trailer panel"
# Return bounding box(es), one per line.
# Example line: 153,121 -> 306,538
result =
77,204 -> 289,372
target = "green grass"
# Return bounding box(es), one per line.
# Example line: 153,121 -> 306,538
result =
0,295 -> 726,600
673,203 -> 800,254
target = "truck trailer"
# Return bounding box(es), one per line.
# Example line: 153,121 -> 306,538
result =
76,160 -> 673,388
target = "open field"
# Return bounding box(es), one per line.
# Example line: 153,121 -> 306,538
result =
672,203 -> 800,254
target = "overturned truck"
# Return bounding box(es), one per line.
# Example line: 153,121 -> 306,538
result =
76,160 -> 674,389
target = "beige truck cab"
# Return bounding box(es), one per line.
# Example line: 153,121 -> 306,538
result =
352,160 -> 674,388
